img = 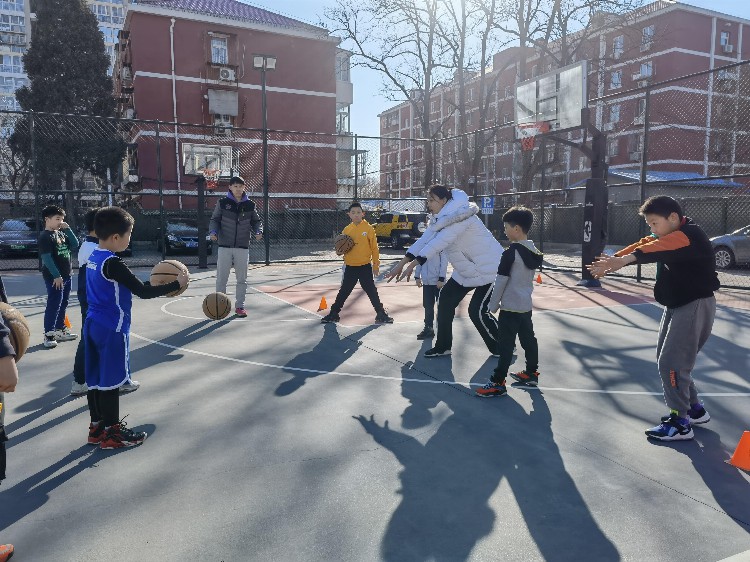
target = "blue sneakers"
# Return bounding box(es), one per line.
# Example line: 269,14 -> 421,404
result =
645,413 -> 694,441
661,404 -> 710,425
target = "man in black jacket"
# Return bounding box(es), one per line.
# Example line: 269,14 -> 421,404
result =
588,196 -> 720,442
208,177 -> 263,318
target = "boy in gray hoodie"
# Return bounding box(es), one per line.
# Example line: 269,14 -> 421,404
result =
476,207 -> 543,397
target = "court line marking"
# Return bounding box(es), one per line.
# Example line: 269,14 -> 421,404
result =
129,333 -> 750,397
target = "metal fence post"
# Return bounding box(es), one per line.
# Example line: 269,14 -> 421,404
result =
30,110 -> 40,231
637,85 -> 652,283
353,133 -> 358,201
539,137 -> 547,256
155,121 -> 166,260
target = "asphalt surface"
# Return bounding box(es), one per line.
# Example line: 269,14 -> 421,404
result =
0,264 -> 748,561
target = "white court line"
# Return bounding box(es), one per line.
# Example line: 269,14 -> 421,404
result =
129,333 -> 750,396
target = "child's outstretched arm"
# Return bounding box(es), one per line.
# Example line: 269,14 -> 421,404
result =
103,257 -> 185,298
487,247 -> 515,313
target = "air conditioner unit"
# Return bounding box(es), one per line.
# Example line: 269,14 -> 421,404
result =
634,115 -> 645,125
632,72 -> 642,81
215,126 -> 232,137
121,66 -> 132,82
127,174 -> 139,183
629,151 -> 642,161
638,80 -> 650,88
640,41 -> 652,52
218,68 -> 236,81
717,70 -> 737,81
603,122 -> 615,131
124,108 -> 135,119
722,44 -> 734,54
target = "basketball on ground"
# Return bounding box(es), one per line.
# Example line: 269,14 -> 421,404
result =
150,260 -> 189,297
202,292 -> 232,320
0,302 -> 30,362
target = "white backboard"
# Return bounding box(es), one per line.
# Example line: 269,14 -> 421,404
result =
514,60 -> 588,137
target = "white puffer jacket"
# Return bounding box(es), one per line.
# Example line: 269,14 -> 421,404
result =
408,189 -> 502,287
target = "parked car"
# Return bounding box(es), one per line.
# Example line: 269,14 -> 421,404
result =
158,219 -> 213,255
711,225 -> 750,269
374,211 -> 428,249
0,218 -> 41,257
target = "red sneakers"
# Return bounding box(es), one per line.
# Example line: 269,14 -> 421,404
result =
509,370 -> 540,386
235,307 -> 247,318
87,422 -> 105,445
0,543 -> 14,562
99,421 -> 147,449
475,380 -> 507,398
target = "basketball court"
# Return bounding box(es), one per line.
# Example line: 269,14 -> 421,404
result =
1,261 -> 748,561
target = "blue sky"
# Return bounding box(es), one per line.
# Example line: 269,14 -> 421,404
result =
256,0 -> 750,136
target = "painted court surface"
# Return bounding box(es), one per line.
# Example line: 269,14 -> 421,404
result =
1,263 -> 749,561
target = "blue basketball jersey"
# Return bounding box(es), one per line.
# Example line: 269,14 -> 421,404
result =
86,248 -> 133,333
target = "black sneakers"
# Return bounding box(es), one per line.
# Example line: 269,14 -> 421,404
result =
661,404 -> 710,425
424,347 -> 451,358
99,419 -> 147,449
416,326 -> 435,339
320,312 -> 340,324
375,310 -> 394,324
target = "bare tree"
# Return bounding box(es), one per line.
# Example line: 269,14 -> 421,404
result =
0,114 -> 32,207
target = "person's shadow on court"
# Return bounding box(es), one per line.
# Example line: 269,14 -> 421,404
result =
354,373 -> 620,561
275,323 -> 378,397
650,427 -> 750,534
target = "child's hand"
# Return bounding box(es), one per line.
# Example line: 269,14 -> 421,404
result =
60,221 -> 70,230
52,277 -> 64,289
415,278 -> 423,288
210,234 -> 218,241
254,233 -> 263,241
177,268 -> 189,288
0,355 -> 19,392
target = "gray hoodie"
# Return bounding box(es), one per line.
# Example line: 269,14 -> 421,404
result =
488,239 -> 544,313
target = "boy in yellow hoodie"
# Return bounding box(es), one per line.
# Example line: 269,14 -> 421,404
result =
321,202 -> 394,324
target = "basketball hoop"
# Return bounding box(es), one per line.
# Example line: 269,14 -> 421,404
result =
517,122 -> 550,152
202,169 -> 219,190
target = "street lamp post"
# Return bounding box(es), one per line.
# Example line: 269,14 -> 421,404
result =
253,54 -> 276,266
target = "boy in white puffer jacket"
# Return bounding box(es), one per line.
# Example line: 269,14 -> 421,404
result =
388,186 -> 503,357
413,215 -> 448,340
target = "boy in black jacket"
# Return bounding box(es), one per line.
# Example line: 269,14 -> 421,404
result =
208,176 -> 263,318
588,196 -> 720,441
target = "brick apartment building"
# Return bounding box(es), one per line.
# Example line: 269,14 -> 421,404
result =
114,0 -> 352,209
379,0 -> 750,202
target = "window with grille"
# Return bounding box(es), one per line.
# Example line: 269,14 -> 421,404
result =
211,36 -> 228,65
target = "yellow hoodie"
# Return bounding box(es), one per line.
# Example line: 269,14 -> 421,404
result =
342,219 -> 380,272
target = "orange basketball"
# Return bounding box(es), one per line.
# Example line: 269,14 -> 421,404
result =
334,234 -> 355,255
202,292 -> 232,320
150,260 -> 189,297
0,302 -> 30,362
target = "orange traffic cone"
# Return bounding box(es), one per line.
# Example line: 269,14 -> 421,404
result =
536,273 -> 542,284
727,431 -> 750,471
317,296 -> 328,311
64,314 -> 72,328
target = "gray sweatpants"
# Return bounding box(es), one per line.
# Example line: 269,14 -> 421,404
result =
216,247 -> 250,309
656,295 -> 716,418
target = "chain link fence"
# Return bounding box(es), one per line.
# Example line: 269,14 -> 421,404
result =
1,60 -> 748,290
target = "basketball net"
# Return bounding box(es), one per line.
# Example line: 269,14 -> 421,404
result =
517,122 -> 550,152
203,169 -> 219,190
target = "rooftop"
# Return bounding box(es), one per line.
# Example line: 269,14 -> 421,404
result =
132,0 -> 325,33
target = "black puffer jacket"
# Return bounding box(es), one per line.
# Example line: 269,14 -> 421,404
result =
209,195 -> 263,249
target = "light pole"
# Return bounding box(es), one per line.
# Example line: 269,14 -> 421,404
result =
253,54 -> 276,266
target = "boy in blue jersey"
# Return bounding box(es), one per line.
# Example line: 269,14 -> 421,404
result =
85,207 -> 188,449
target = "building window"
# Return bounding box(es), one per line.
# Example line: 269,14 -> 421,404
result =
637,98 -> 646,118
612,35 -> 624,60
579,156 -> 586,170
0,54 -> 23,74
607,138 -> 619,157
610,70 -> 622,90
431,100 -> 437,112
213,114 -> 233,127
503,141 -> 510,153
504,86 -> 512,98
211,36 -> 228,65
609,104 -> 620,123
531,64 -> 538,78
503,113 -> 511,124
640,61 -> 653,78
502,167 -> 508,178
720,31 -> 730,46
111,7 -> 124,25
335,51 -> 350,81
641,25 -> 655,49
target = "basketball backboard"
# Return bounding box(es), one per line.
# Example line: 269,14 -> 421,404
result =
514,60 -> 588,138
182,142 -> 238,178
